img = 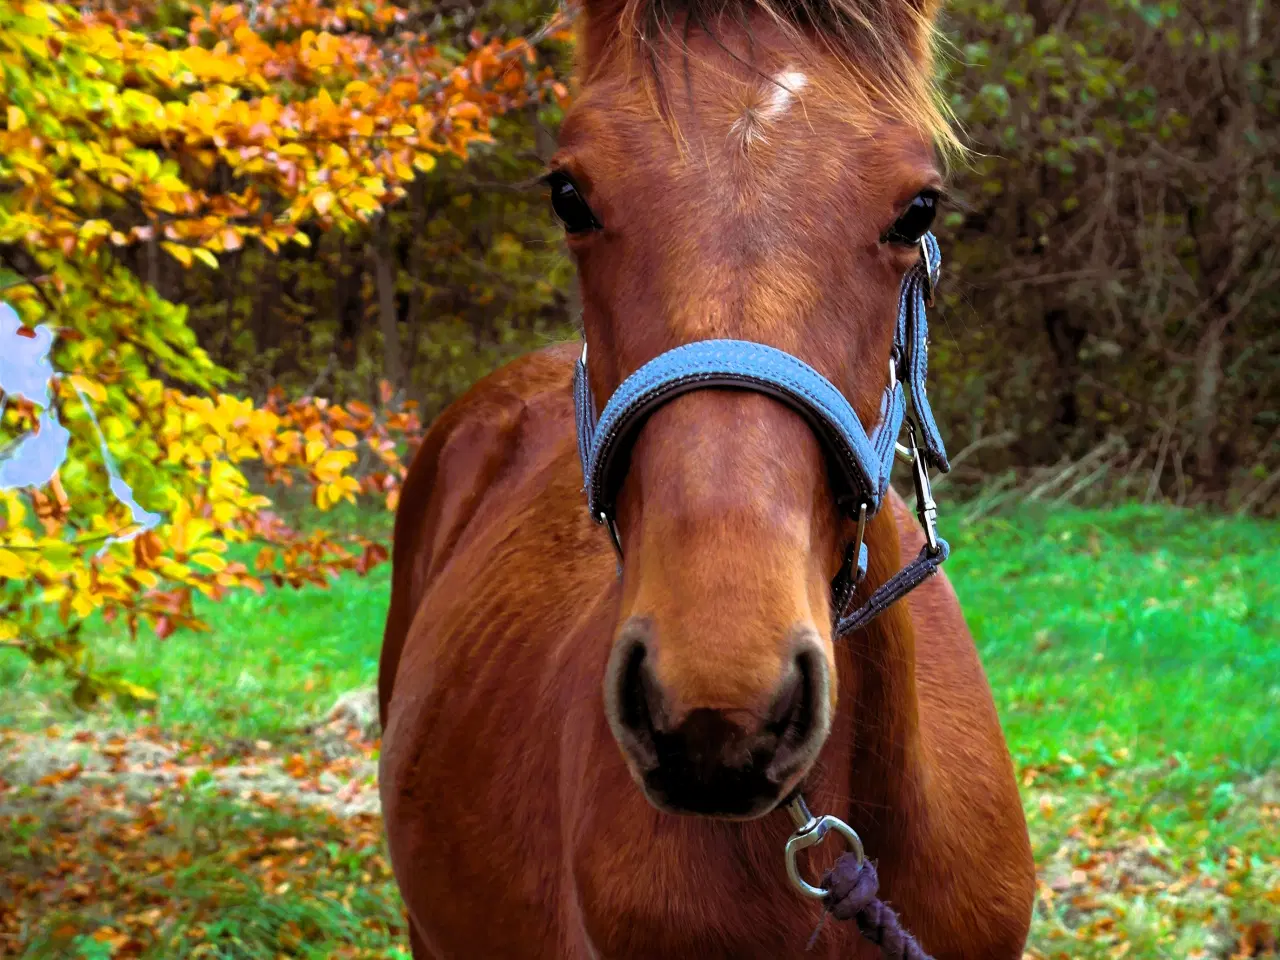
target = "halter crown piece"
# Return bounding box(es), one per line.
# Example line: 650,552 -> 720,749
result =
573,233 -> 950,636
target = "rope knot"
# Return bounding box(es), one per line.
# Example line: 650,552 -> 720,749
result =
821,853 -> 881,921
808,854 -> 935,960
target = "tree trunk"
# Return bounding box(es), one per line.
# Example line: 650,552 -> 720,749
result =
1191,314 -> 1228,482
371,215 -> 405,393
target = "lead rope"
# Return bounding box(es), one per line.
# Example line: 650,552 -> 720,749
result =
802,254 -> 946,954
786,420 -> 942,956
806,857 -> 933,958
783,796 -> 936,958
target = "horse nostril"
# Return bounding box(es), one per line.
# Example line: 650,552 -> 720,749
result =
766,660 -> 806,731
765,648 -> 822,782
614,636 -> 662,767
605,624 -> 832,814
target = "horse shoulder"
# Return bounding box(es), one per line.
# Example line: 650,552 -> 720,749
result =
378,341 -> 581,727
887,491 -> 1035,954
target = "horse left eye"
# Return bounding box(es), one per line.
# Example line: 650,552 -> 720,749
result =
548,171 -> 602,235
881,192 -> 938,246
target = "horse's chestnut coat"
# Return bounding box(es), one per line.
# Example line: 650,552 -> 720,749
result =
379,1 -> 1035,955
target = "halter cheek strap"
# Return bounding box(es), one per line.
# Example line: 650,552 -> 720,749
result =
578,339 -> 905,523
573,233 -> 949,636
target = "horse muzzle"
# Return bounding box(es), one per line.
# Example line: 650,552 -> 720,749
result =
603,619 -> 832,819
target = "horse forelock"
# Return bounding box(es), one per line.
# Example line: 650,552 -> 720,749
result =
574,0 -> 960,160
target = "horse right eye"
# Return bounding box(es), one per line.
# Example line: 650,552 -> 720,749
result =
548,171 -> 602,235
881,191 -> 938,246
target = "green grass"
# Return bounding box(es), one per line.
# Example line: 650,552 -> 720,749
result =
4,784 -> 408,960
0,500 -> 393,739
0,562 -> 390,739
951,504 -> 1280,780
948,505 -> 1280,958
2,503 -> 1278,958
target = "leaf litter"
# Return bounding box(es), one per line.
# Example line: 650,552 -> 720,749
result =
1,694 -> 1277,958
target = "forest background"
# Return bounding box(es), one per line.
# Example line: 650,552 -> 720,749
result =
0,0 -> 1276,700
0,2 -> 1277,958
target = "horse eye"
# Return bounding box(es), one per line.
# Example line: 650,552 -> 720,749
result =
881,191 -> 938,246
548,171 -> 601,235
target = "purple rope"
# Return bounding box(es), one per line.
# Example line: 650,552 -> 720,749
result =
805,855 -> 935,960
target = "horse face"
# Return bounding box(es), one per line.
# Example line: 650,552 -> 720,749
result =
557,5 -> 946,818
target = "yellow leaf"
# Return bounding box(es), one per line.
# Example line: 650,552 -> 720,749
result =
332,429 -> 358,447
7,106 -> 26,130
192,248 -> 218,269
161,242 -> 193,268
0,548 -> 26,579
71,591 -> 97,618
4,496 -> 27,528
305,439 -> 326,464
191,551 -> 227,572
184,518 -> 216,551
412,153 -> 437,173
315,449 -> 357,480
68,374 -> 107,404
109,679 -> 157,703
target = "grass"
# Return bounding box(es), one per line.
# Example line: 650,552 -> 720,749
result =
946,505 -> 1280,957
950,506 -> 1280,779
3,783 -> 407,960
0,501 -> 393,740
2,503 -> 1278,958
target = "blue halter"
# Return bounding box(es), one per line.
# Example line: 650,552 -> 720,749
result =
573,234 -> 950,636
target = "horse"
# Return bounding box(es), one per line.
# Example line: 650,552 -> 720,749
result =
377,0 -> 1036,955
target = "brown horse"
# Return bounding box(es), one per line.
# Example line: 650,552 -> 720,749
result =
378,0 -> 1035,956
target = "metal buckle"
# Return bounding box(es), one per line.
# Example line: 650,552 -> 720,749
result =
907,424 -> 940,555
598,510 -> 623,557
597,510 -> 624,578
851,502 -> 867,575
919,236 -> 940,308
782,794 -> 865,899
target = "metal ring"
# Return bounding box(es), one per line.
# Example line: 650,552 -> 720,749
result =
784,815 -> 865,899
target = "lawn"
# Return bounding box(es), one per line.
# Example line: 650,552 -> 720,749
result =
1,504 -> 1277,958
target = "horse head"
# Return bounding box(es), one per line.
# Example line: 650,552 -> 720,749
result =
555,0 -> 953,819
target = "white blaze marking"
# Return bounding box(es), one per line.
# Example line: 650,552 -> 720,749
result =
762,70 -> 807,119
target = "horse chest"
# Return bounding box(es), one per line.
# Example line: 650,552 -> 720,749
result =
562,798 -> 873,960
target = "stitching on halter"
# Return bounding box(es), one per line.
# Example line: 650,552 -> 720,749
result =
571,231 -> 949,634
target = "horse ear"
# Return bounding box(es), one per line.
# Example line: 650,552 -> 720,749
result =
575,0 -> 634,75
905,0 -> 942,16
889,0 -> 944,62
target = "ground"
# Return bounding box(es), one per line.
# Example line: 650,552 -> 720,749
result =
1,505 -> 1277,959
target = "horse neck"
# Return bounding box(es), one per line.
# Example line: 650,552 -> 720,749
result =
829,509 -> 928,844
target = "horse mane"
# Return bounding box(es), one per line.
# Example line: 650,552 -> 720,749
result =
581,0 -> 960,158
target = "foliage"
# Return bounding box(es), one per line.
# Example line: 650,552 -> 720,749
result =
1,506 -> 1277,957
4,0 -> 1278,706
165,0 -> 1280,513
0,0 -> 571,701
933,0 -> 1280,509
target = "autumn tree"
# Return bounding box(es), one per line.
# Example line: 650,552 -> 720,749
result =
932,0 -> 1279,508
0,0 -> 572,703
